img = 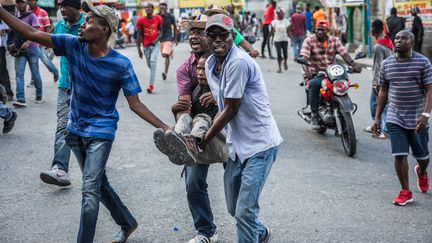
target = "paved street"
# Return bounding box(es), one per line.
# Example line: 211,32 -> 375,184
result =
1,42 -> 431,243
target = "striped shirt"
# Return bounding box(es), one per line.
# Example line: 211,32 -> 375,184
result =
52,34 -> 142,140
379,52 -> 432,129
300,35 -> 347,73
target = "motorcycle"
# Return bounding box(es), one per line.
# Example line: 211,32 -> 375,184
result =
296,52 -> 365,157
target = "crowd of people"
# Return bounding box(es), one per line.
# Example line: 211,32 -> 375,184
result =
0,0 -> 431,243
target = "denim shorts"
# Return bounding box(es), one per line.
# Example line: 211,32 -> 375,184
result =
387,122 -> 429,160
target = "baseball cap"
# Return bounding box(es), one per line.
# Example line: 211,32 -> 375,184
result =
316,19 -> 329,29
81,0 -> 119,34
205,14 -> 233,32
57,0 -> 81,9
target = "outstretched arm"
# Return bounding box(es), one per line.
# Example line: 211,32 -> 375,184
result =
0,6 -> 53,48
126,94 -> 170,130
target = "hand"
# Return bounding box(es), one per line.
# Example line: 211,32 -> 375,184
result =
416,115 -> 429,134
199,92 -> 216,107
171,99 -> 191,114
138,49 -> 143,59
371,118 -> 381,136
249,49 -> 259,58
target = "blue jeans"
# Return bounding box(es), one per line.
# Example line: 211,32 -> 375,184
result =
370,89 -> 388,133
184,164 -> 217,238
65,133 -> 136,243
0,101 -> 12,120
143,43 -> 159,85
292,35 -> 305,59
309,75 -> 324,113
39,47 -> 59,77
52,88 -> 71,172
15,47 -> 42,101
224,146 -> 278,243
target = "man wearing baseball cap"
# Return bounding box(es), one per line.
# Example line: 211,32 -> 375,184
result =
298,19 -> 361,129
202,14 -> 283,242
39,0 -> 84,188
0,1 -> 170,242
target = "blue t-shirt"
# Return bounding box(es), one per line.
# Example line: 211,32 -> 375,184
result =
379,52 -> 432,130
303,11 -> 312,31
51,34 -> 142,140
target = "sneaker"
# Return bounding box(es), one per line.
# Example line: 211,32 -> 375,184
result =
35,96 -> 43,104
112,219 -> 138,243
2,111 -> 17,134
26,81 -> 34,87
162,72 -> 167,80
165,131 -> 197,166
40,165 -> 71,187
146,84 -> 154,94
392,189 -> 413,206
12,100 -> 27,107
153,128 -> 183,165
260,226 -> 273,243
414,165 -> 429,193
310,113 -> 319,130
363,125 -> 373,133
188,231 -> 218,243
372,132 -> 386,139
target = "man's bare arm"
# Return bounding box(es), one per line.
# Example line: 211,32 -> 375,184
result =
126,94 -> 170,130
0,7 -> 53,48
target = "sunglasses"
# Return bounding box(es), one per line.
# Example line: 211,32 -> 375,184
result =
205,31 -> 231,40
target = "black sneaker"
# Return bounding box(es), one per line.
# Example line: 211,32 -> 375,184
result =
165,131 -> 197,166
3,111 -> 17,134
12,100 -> 27,107
153,128 -> 183,165
35,96 -> 43,104
112,220 -> 138,243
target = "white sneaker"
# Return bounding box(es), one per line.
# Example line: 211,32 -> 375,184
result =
188,230 -> 218,243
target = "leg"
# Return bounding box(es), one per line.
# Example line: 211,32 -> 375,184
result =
52,88 -> 71,171
184,163 -> 217,238
395,155 -> 410,190
0,101 -> 12,119
410,126 -> 429,177
190,113 -> 211,140
14,56 -> 26,102
274,42 -> 282,72
369,89 -> 377,121
387,123 -> 411,190
149,43 -> 159,86
308,75 -> 324,113
0,47 -> 13,98
26,48 -> 43,99
224,156 -> 242,217
281,41 -> 288,68
39,46 -> 59,80
261,25 -> 268,56
233,147 -> 278,242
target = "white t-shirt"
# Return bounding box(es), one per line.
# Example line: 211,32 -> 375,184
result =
271,18 -> 290,42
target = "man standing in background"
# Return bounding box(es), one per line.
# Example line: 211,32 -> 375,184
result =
411,7 -> 424,53
289,6 -> 306,61
39,0 -> 84,187
332,7 -> 347,45
136,2 -> 162,94
303,3 -> 312,35
28,0 -> 59,83
158,2 -> 177,81
386,7 -> 405,44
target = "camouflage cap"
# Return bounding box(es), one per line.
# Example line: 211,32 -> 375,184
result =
81,0 -> 119,34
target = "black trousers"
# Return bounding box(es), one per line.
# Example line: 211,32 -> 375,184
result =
274,41 -> 288,60
261,24 -> 272,57
0,47 -> 12,97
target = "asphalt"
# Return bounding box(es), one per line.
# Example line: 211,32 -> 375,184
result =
0,42 -> 431,243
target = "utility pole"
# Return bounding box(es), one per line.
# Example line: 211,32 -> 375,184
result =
365,0 -> 372,57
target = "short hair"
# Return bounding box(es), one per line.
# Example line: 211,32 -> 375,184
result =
145,2 -> 154,8
159,2 -> 167,7
391,7 -> 397,15
398,30 -> 415,42
314,6 -> 320,10
371,19 -> 384,33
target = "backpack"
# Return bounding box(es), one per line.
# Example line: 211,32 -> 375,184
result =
7,12 -> 32,57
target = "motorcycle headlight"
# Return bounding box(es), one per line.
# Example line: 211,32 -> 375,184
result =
333,80 -> 349,96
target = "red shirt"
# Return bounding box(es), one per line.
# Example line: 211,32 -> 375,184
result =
290,13 -> 306,37
263,4 -> 275,25
136,15 -> 162,47
31,6 -> 50,32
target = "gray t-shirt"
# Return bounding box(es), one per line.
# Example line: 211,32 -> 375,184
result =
372,43 -> 392,87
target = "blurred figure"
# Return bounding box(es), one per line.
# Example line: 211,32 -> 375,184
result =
303,3 -> 312,35
271,8 -> 289,73
240,11 -> 258,44
386,7 -> 405,43
411,7 -> 424,53
0,92 -> 17,134
332,7 -> 347,45
226,4 -> 240,29
261,0 -> 276,58
158,2 -> 177,81
289,6 -> 306,60
312,5 -> 326,27
0,20 -> 12,101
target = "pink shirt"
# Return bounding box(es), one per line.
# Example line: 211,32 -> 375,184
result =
176,53 -> 198,97
263,4 -> 275,25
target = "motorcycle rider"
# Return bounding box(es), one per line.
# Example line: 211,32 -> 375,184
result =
298,19 -> 361,128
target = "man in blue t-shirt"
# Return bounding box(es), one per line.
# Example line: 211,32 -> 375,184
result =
373,30 -> 432,206
0,1 -> 170,242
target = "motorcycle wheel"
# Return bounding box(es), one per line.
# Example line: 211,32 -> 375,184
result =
338,109 -> 356,157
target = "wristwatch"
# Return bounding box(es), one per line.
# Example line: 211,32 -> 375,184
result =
421,112 -> 430,118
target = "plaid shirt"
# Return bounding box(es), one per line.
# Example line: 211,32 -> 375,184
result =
300,35 -> 347,73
